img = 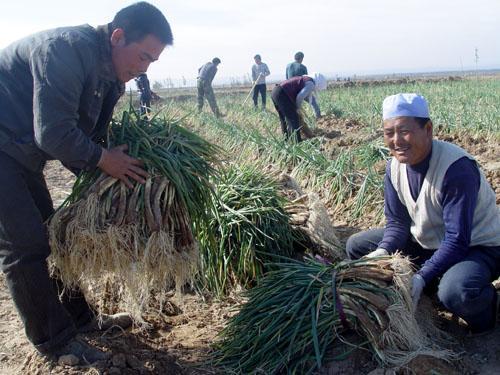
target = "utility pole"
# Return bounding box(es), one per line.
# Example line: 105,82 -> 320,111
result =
474,47 -> 479,76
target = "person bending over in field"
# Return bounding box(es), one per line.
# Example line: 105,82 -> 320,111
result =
197,57 -> 224,118
271,73 -> 327,142
0,1 -> 172,364
346,93 -> 500,335
285,51 -> 322,119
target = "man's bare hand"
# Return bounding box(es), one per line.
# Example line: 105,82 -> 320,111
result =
97,144 -> 148,188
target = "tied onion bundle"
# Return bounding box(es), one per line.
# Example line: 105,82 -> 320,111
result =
212,255 -> 454,374
48,110 -> 220,316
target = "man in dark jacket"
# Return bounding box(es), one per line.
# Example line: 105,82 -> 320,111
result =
197,57 -> 223,117
0,1 -> 172,364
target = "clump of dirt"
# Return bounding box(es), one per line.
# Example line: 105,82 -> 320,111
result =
483,166 -> 500,204
436,130 -> 499,162
315,116 -> 367,138
311,115 -> 380,157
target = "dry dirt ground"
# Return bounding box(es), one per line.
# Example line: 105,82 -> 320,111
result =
0,117 -> 499,374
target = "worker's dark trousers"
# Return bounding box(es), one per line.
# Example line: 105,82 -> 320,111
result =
0,152 -> 94,353
346,228 -> 500,333
252,84 -> 267,108
271,85 -> 301,142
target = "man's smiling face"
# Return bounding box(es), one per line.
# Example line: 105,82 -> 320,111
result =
383,116 -> 433,165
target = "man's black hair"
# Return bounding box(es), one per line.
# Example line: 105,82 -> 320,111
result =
112,2 -> 173,45
254,54 -> 261,60
294,51 -> 304,61
414,117 -> 431,128
212,57 -> 221,64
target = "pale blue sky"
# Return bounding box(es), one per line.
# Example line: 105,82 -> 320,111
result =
1,0 -> 499,85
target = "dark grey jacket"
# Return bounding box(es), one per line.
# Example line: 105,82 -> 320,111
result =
0,24 -> 124,172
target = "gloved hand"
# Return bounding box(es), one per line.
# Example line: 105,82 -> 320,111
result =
411,274 -> 426,313
364,248 -> 389,258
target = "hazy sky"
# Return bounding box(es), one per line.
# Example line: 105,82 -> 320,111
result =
1,0 -> 499,85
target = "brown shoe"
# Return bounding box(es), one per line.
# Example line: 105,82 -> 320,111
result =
78,312 -> 133,333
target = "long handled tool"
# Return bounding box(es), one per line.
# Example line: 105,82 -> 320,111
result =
243,72 -> 263,105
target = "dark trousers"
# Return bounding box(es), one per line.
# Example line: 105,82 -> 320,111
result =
0,152 -> 94,353
271,85 -> 301,142
346,228 -> 500,332
252,84 -> 267,108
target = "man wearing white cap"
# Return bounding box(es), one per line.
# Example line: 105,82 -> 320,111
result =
271,73 -> 327,142
346,93 -> 500,334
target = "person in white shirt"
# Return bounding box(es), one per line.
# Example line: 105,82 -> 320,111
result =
251,54 -> 271,110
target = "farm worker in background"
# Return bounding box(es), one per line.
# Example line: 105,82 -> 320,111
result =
0,2 -> 172,363
251,54 -> 271,110
346,94 -> 500,334
271,73 -> 327,142
197,57 -> 223,118
135,72 -> 158,115
285,51 -> 322,119
286,51 -> 307,79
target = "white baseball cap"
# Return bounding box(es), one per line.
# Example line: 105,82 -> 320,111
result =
382,93 -> 429,120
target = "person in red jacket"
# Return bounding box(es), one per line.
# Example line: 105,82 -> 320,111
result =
271,73 -> 326,142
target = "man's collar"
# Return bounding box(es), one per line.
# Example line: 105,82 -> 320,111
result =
407,145 -> 433,172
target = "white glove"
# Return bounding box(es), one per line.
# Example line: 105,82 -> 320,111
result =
364,248 -> 389,258
411,274 -> 426,313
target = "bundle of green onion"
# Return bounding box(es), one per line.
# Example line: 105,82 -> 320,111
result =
48,110 -> 220,315
212,255 -> 453,373
197,164 -> 302,296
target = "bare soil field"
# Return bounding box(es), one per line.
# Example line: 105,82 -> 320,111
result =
0,115 -> 498,374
